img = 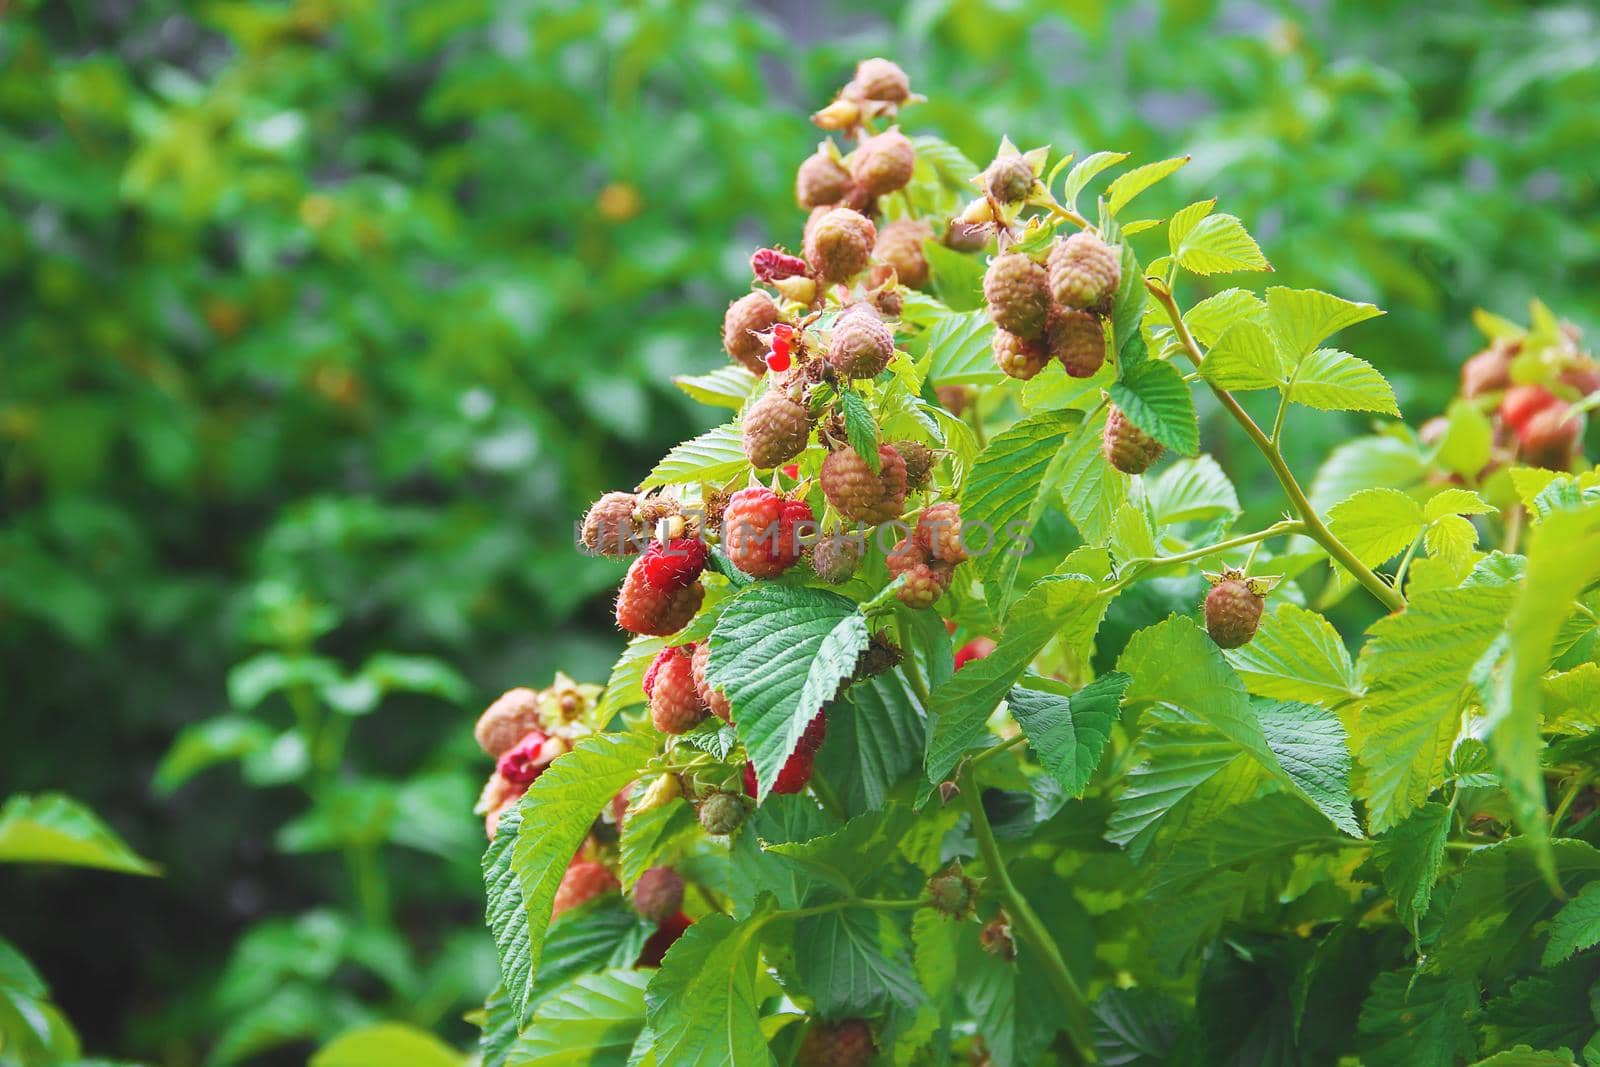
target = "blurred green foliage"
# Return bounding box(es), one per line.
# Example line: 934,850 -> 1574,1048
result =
1,0 -> 1595,1062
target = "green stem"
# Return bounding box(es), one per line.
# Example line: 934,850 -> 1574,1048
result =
1552,770 -> 1597,830
1109,520 -> 1305,595
809,774 -> 848,822
967,733 -> 1028,770
898,616 -> 935,709
1391,533 -> 1424,594
347,844 -> 390,928
1147,279 -> 1406,614
1270,387 -> 1291,447
959,764 -> 1096,1065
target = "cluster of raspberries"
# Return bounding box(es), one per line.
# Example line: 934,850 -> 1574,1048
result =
471,675 -> 599,840
1423,319 -> 1597,474
983,228 -> 1120,384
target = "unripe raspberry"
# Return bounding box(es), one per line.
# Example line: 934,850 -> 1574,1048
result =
1102,405 -> 1165,475
928,862 -> 977,918
804,208 -> 876,284
631,866 -> 686,924
983,253 -> 1050,339
850,128 -> 915,198
914,501 -> 967,563
722,487 -> 813,578
690,641 -> 733,723
480,771 -> 522,840
474,687 -> 543,757
895,440 -> 935,490
615,561 -> 705,636
697,791 -> 749,836
979,913 -> 1016,960
797,1019 -> 875,1067
1047,230 -> 1121,311
945,219 -> 991,253
1204,572 -> 1265,649
1518,405 -> 1583,469
936,385 -> 972,417
552,858 -> 619,916
1561,356 -> 1600,397
723,291 -> 781,375
845,57 -> 911,104
796,147 -> 852,209
827,304 -> 896,379
742,384 -> 814,469
1049,308 -> 1105,378
637,537 -> 708,593
636,911 -> 692,968
985,154 -> 1036,204
821,445 -> 908,524
580,492 -> 645,558
1460,341 -> 1515,398
645,646 -> 708,735
1500,384 -> 1561,435
1418,416 -> 1449,448
810,528 -> 865,584
874,219 -> 933,289
496,729 -> 561,786
887,539 -> 953,609
954,636 -> 996,670
992,328 -> 1049,380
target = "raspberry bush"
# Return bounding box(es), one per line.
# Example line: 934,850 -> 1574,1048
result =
475,60 -> 1600,1066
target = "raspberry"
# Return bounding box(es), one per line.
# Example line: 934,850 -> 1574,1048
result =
1049,308 -> 1106,378
474,687 -> 544,757
480,772 -> 522,840
954,637 -> 996,670
985,154 -> 1036,203
804,208 -> 877,284
873,218 -> 933,289
992,328 -> 1049,380
821,445 -> 908,524
894,440 -> 935,490
742,711 -> 826,797
636,911 -> 692,968
552,858 -> 619,916
810,528 -> 865,584
723,291 -> 781,375
645,646 -> 708,734
742,383 -> 814,470
615,561 -> 705,636
580,492 -> 645,558
1561,357 -> 1600,397
979,913 -> 1016,960
871,285 -> 903,320
690,642 -> 733,723
797,1019 -> 875,1067
945,219 -> 991,253
638,537 -> 708,592
914,501 -> 968,563
766,323 -> 795,373
1102,405 -> 1165,475
631,866 -> 686,924
723,487 -> 814,578
827,304 -> 896,379
796,147 -> 852,209
845,58 -> 911,104
1518,405 -> 1583,469
850,128 -> 915,198
936,385 -> 972,417
750,248 -> 810,284
697,792 -> 749,836
983,253 -> 1050,339
1460,341 -> 1515,398
1500,384 -> 1561,435
928,862 -> 977,919
1204,571 -> 1266,649
1047,230 -> 1121,311
496,729 -> 560,786
887,539 -> 953,609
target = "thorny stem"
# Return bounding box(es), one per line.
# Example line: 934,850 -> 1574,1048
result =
1147,278 -> 1408,614
959,763 -> 1096,1065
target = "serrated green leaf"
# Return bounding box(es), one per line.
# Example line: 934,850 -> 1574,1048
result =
1059,150 -> 1128,211
528,898 -> 654,1013
1288,348 -> 1399,415
1541,881 -> 1600,965
1145,455 -> 1239,525
1425,487 -> 1496,521
1057,407 -> 1129,545
923,309 -> 1002,387
1256,701 -> 1361,836
1425,514 -> 1479,571
1091,987 -> 1188,1067
1110,358 -> 1199,455
1105,156 -> 1189,216
1435,400 -> 1495,480
1266,287 -> 1384,359
1434,838 -> 1600,977
840,389 -> 879,473
1224,603 -> 1359,706
508,969 -> 649,1067
1357,970 -> 1478,1067
0,794 -> 158,875
1174,213 -> 1270,275
1184,289 -> 1269,348
1326,488 -> 1424,567
1148,792 -> 1347,897
311,1023 -> 464,1067
794,907 -> 922,1018
674,365 -> 759,410
1107,721 -> 1251,859
1166,199 -> 1215,252
1308,435 -> 1428,512
642,909 -> 771,1067
1370,802 -> 1451,933
818,667 -> 928,816
618,798 -> 698,890
707,585 -> 868,801
639,422 -> 748,491
923,240 -> 986,312
1007,673 -> 1130,796
1198,320 -> 1284,391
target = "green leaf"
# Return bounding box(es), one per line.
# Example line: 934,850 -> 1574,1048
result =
0,793 -> 158,875
674,365 -> 759,410
1308,436 -> 1427,513
1105,155 -> 1189,216
924,309 -> 1002,387
508,969 -> 649,1067
1326,488 -> 1424,567
618,798 -> 698,890
1266,287 -> 1385,359
597,637 -> 666,723
1109,358 -> 1199,455
1541,881 -> 1600,965
1007,673 -> 1130,796
642,909 -> 771,1066
1370,802 -> 1452,933
925,575 -> 1108,783
840,389 -> 879,473
311,1023 -> 464,1067
1184,289 -> 1268,348
155,716 -> 275,793
1434,838 -> 1600,977
707,585 -> 869,800
1434,400 -> 1495,479
1198,320 -> 1284,391
1256,701 -> 1361,837
1173,212 -> 1271,275
1425,514 -> 1480,572
1354,582 -> 1518,833
960,408 -> 1082,618
1147,792 -> 1348,897
1424,487 -> 1496,522
766,807 -> 915,894
1091,987 -> 1188,1067
818,668 -> 928,816
794,907 -> 921,1018
923,240 -> 986,312
1357,970 -> 1478,1067
1059,150 -> 1128,211
1287,348 -> 1399,415
1223,603 -> 1359,706
1471,1048 -> 1579,1066
1166,199 -> 1215,252
1057,407 -> 1130,546
1145,455 -> 1239,525
639,422 -> 748,491
1107,721 -> 1248,859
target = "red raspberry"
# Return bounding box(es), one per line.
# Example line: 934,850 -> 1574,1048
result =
638,537 -> 707,593
723,291 -> 781,375
887,539 -> 952,609
1500,384 -> 1561,435
1049,308 -> 1106,378
580,492 -> 645,558
796,1019 -> 875,1067
636,911 -> 693,968
496,729 -> 557,786
474,687 -> 543,757
820,445 -> 908,524
751,248 -> 809,283
1204,573 -> 1265,649
954,637 -> 996,670
743,749 -> 815,797
722,487 -> 813,578
1047,230 -> 1121,311
615,560 -> 705,636
552,858 -> 620,916
645,646 -> 709,735
690,642 -> 733,723
914,501 -> 968,563
631,866 -> 686,924
765,322 -> 795,373
983,253 -> 1051,339
1518,404 -> 1583,469
1461,341 -> 1515,398
1102,405 -> 1165,475
992,328 -> 1049,380
781,463 -> 800,479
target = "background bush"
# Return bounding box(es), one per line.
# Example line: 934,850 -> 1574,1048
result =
1,0 -> 1595,1062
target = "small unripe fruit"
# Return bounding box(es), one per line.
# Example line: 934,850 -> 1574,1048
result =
945,218 -> 991,253
742,384 -> 814,470
698,791 -> 749,836
1205,572 -> 1265,649
645,646 -> 708,734
1047,230 -> 1121,311
992,328 -> 1049,381
936,385 -> 972,417
887,539 -> 953,609
632,866 -> 686,924
979,913 -> 1016,960
928,862 -> 977,918
914,501 -> 967,563
723,487 -> 813,578
1460,342 -> 1515,398
615,561 -> 705,636
723,292 -> 781,375
474,687 -> 544,757
1049,308 -> 1105,378
846,58 -> 911,104
850,128 -> 915,197
811,529 -> 866,584
874,218 -> 933,289
821,445 -> 909,524
581,492 -> 645,558
1518,405 -> 1582,469
896,440 -> 935,490
797,1019 -> 875,1067
552,859 -> 619,916
804,208 -> 877,284
1102,405 -> 1165,475
983,253 -> 1051,339
985,154 -> 1035,203
690,642 -> 733,723
1500,384 -> 1561,435
796,147 -> 852,209
827,304 -> 896,379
